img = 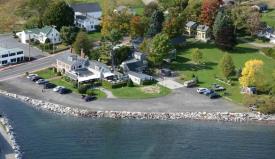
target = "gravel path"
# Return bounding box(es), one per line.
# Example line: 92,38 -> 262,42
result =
0,77 -> 247,113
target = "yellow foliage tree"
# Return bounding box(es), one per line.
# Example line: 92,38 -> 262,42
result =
239,59 -> 264,87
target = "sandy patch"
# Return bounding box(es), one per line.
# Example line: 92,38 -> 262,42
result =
140,85 -> 160,94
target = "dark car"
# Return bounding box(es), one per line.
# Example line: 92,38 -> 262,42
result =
209,93 -> 221,99
30,76 -> 42,82
203,89 -> 215,96
58,88 -> 71,94
43,83 -> 56,89
84,95 -> 97,102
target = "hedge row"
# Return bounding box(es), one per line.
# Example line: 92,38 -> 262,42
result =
261,48 -> 275,60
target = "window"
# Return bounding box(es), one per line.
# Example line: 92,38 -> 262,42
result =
1,54 -> 8,58
9,52 -> 16,56
11,58 -> 16,63
17,51 -> 23,55
2,60 -> 8,65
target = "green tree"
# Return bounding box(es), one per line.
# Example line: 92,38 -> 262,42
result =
147,10 -> 165,37
149,33 -> 172,67
28,0 -> 52,27
43,1 -> 74,30
183,0 -> 202,22
144,2 -> 159,17
213,10 -> 236,50
113,46 -> 131,65
24,16 -> 40,29
73,31 -> 91,55
109,29 -> 122,45
163,16 -> 185,38
219,53 -> 235,79
191,48 -> 203,64
60,26 -> 77,45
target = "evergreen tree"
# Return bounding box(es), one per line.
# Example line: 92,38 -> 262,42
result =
73,32 -> 91,55
43,1 -> 74,30
147,10 -> 165,37
213,9 -> 236,50
219,53 -> 235,79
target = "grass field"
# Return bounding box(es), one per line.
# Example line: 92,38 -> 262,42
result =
35,68 -> 58,79
261,9 -> 275,27
172,39 -> 275,103
111,85 -> 171,99
87,32 -> 102,42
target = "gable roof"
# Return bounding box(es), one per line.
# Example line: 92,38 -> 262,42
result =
197,25 -> 209,32
25,26 -> 54,36
71,3 -> 101,13
186,21 -> 197,28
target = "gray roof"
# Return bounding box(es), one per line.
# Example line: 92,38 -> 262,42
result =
186,21 -> 197,28
71,3 -> 101,13
197,25 -> 209,32
128,71 -> 151,79
57,52 -> 89,67
124,59 -> 146,72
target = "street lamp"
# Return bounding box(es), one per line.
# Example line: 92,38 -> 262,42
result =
27,30 -> 32,61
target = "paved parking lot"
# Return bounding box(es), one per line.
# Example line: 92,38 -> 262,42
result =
0,77 -> 248,113
0,35 -> 46,59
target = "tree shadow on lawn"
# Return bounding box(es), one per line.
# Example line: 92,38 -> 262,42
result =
228,46 -> 258,54
171,61 -> 217,72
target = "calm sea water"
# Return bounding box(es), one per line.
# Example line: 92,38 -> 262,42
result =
0,95 -> 275,159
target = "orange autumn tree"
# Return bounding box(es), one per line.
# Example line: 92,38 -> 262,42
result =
200,0 -> 223,27
239,59 -> 264,87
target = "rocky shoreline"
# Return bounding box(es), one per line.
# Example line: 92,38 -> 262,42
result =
0,89 -> 274,123
0,116 -> 22,159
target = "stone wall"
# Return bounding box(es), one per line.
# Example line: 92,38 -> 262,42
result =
0,90 -> 273,122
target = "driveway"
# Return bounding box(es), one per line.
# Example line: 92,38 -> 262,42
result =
158,79 -> 183,90
0,77 -> 248,113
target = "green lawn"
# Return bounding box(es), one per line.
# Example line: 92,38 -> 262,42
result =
35,68 -> 58,79
111,85 -> 171,99
261,9 -> 275,27
68,0 -> 144,9
87,32 -> 102,42
172,40 -> 275,103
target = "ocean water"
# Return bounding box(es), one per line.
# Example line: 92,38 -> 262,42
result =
0,95 -> 275,159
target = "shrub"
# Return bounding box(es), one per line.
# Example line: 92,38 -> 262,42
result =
102,80 -> 127,89
86,89 -> 95,96
78,85 -> 88,94
141,80 -> 156,86
57,72 -> 62,76
127,79 -> 134,87
52,67 -> 57,73
261,48 -> 275,60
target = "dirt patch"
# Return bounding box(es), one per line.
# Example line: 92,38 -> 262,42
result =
140,85 -> 160,94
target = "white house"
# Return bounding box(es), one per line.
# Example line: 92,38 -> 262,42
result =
16,26 -> 61,44
71,3 -> 102,31
128,71 -> 153,85
196,25 -> 210,42
0,47 -> 24,66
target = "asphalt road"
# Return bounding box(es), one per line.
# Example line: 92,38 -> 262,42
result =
0,51 -> 67,82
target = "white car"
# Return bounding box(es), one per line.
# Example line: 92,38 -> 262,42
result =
197,88 -> 209,94
27,74 -> 38,79
53,86 -> 65,92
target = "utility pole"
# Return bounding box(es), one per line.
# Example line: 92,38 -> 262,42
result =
27,31 -> 31,61
52,25 -> 56,54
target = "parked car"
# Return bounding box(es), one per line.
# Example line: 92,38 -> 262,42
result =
30,76 -> 42,82
53,86 -> 65,92
203,89 -> 215,96
83,95 -> 97,102
36,79 -> 49,85
27,74 -> 38,79
212,83 -> 226,91
209,92 -> 221,99
184,80 -> 197,88
43,83 -> 56,89
197,88 -> 209,94
58,88 -> 70,94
